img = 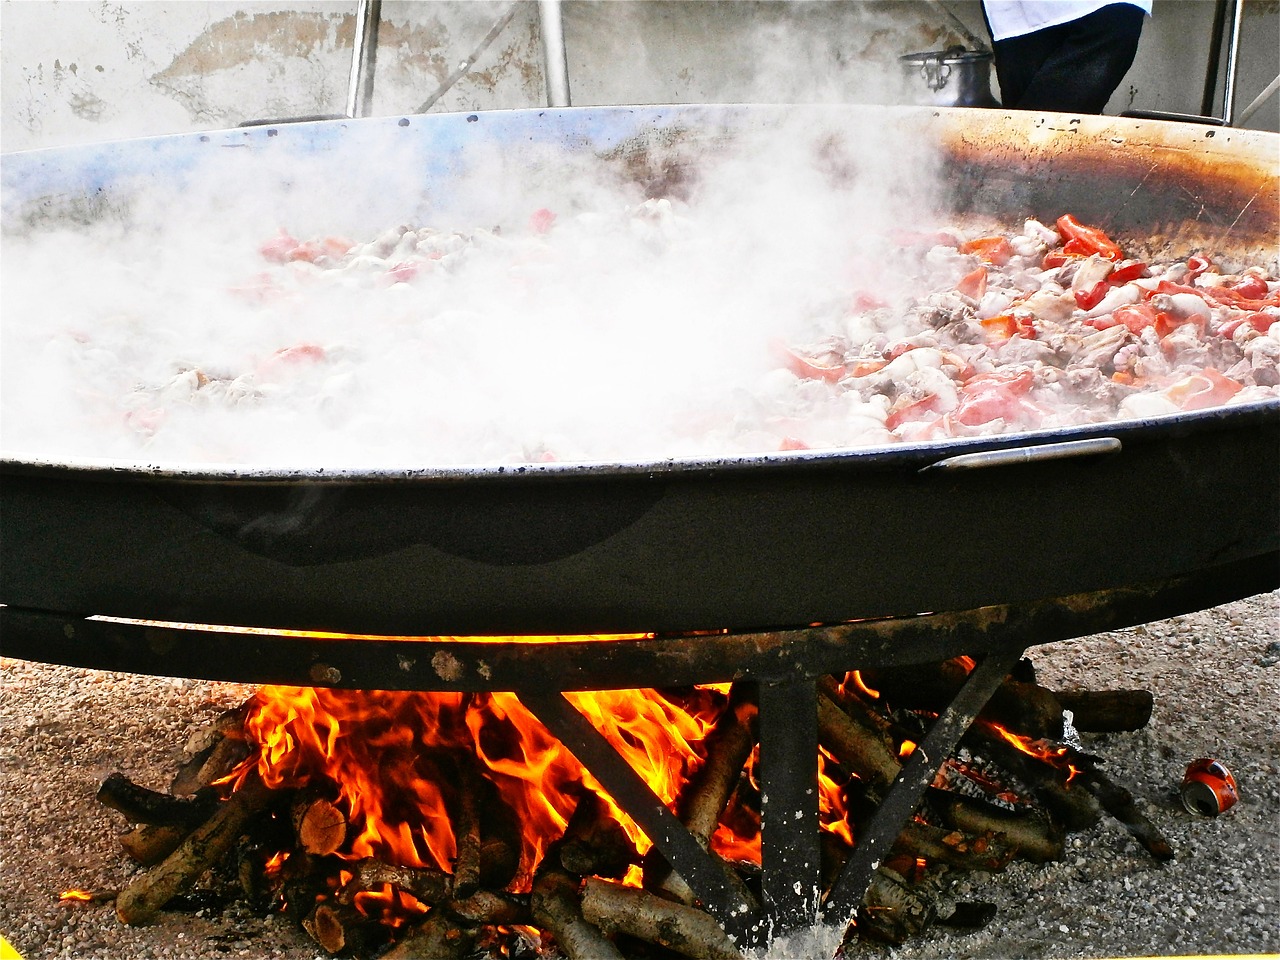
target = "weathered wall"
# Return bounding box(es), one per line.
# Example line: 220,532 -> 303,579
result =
1,0 -> 1277,153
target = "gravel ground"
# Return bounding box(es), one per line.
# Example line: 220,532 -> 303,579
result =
1,591 -> 1277,960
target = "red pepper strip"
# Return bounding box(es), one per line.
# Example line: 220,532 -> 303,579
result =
779,437 -> 810,451
959,236 -> 1015,266
1164,368 -> 1243,411
886,394 -> 944,431
956,266 -> 988,300
1107,260 -> 1149,285
778,347 -> 846,382
1109,303 -> 1179,336
1042,249 -> 1079,269
260,229 -> 299,263
1221,312 -> 1278,338
953,371 -> 1039,426
1185,255 -> 1213,280
1227,275 -> 1269,300
1203,285 -> 1280,310
1075,282 -> 1109,311
1056,214 -> 1124,261
980,312 -> 1037,342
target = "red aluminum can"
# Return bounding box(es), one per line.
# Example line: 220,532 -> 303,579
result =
1180,758 -> 1238,816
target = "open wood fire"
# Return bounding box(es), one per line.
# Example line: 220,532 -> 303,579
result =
67,643 -> 1169,959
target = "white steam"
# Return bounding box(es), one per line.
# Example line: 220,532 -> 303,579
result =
0,112 -> 943,468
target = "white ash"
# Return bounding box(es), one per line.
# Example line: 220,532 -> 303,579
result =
1,591 -> 1276,959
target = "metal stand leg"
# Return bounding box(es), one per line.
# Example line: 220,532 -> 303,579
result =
822,642 -> 1027,926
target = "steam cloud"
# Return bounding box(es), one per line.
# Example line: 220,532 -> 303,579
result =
1,109 -> 945,469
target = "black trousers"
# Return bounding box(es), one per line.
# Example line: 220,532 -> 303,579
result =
985,3 -> 1146,113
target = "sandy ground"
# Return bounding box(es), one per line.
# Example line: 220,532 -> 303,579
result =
1,590 -> 1277,960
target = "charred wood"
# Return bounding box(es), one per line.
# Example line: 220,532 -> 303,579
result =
531,867 -> 625,960
891,819 -> 1017,873
677,684 -> 757,848
115,776 -> 276,926
381,908 -> 477,960
816,688 -> 901,796
926,789 -> 1065,863
1079,766 -> 1175,862
447,889 -> 531,926
557,790 -> 638,880
118,824 -> 189,867
963,726 -> 1103,831
97,773 -> 220,828
856,866 -> 941,945
343,858 -> 453,906
580,877 -> 742,960
1053,689 -> 1154,732
170,705 -> 251,797
302,900 -> 383,957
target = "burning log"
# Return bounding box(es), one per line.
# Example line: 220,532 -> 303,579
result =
448,889 -> 531,926
816,685 -> 901,795
678,684 -> 757,847
926,789 -> 1065,863
290,789 -> 347,857
963,725 -> 1103,831
580,877 -> 742,960
1053,689 -> 1154,732
450,754 -> 485,898
96,773 -> 220,828
381,909 -> 477,960
856,865 -> 941,945
302,900 -> 382,957
343,858 -> 454,906
892,819 -> 1017,873
531,867 -> 625,960
557,790 -> 639,880
115,775 -> 276,926
170,705 -> 252,797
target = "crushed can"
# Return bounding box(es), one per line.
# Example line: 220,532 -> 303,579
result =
1180,758 -> 1238,816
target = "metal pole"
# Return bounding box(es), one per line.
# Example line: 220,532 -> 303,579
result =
538,0 -> 572,107
1220,0 -> 1244,125
346,0 -> 382,119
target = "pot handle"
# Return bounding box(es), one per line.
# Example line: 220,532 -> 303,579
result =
919,436 -> 1121,474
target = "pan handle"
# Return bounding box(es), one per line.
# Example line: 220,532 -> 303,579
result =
919,436 -> 1121,474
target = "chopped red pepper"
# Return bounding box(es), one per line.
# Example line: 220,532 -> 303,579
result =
1056,214 -> 1123,261
1164,368 -> 1243,411
1107,260 -> 1149,285
1075,282 -> 1109,311
1185,255 -> 1213,280
886,394 -> 945,430
1228,275 -> 1269,300
980,312 -> 1037,342
959,236 -> 1014,266
956,266 -> 988,301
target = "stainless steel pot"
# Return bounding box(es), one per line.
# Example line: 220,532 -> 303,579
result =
900,48 -> 1000,108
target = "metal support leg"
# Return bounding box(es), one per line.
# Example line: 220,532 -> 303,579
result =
757,678 -> 821,940
822,641 -> 1027,926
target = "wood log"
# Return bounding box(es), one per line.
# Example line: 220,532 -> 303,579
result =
678,684 -> 757,848
891,819 -> 1017,873
451,755 -> 484,899
580,877 -> 741,960
118,824 -> 189,867
962,726 -> 1102,831
381,909 -> 477,960
97,773 -> 220,828
115,776 -> 275,926
816,688 -> 901,796
856,866 -> 940,945
290,791 -> 347,857
447,890 -> 531,926
170,705 -> 252,797
475,775 -> 521,891
344,858 -> 453,906
558,791 -> 638,880
531,867 -> 624,960
302,900 -> 383,957
1053,689 -> 1154,732
1079,767 -> 1175,862
279,853 -> 346,925
926,789 -> 1065,863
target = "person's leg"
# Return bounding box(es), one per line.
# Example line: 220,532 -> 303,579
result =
1005,3 -> 1146,113
989,21 -> 1070,109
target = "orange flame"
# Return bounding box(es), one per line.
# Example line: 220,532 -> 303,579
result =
988,722 -> 1080,784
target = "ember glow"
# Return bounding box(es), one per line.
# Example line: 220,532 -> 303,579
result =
987,721 -> 1081,785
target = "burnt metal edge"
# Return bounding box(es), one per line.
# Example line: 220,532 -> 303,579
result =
0,551 -> 1273,690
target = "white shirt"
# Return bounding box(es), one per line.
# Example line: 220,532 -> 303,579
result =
983,1 -> 1153,42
